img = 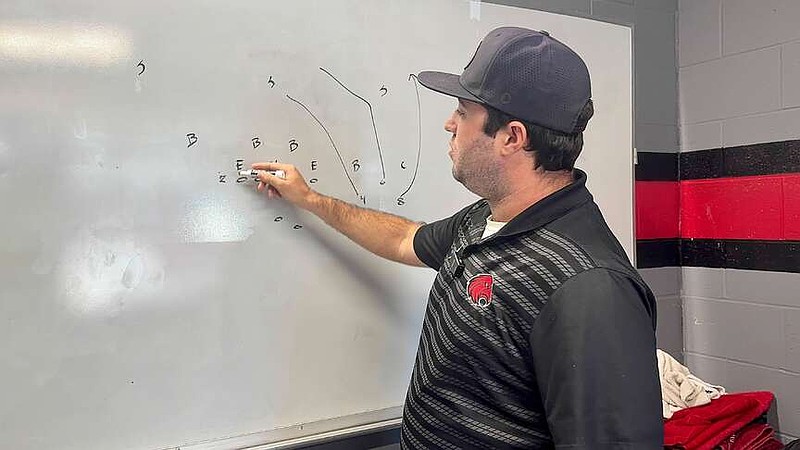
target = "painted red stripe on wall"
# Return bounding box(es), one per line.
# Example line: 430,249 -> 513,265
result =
635,181 -> 680,239
636,174 -> 800,241
783,176 -> 800,240
680,173 -> 800,240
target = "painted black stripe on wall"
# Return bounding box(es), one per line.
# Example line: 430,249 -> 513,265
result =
636,152 -> 679,181
680,239 -> 726,268
680,139 -> 800,180
683,239 -> 800,273
637,239 -> 800,273
638,139 -> 800,181
637,239 -> 680,268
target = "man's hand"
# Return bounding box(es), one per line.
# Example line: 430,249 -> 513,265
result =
250,160 -> 424,266
251,162 -> 315,208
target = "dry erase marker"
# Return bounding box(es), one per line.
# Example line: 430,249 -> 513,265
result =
239,169 -> 286,179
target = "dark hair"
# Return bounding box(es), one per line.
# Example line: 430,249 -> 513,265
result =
482,100 -> 594,171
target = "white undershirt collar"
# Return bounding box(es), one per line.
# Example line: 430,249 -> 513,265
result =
481,215 -> 508,239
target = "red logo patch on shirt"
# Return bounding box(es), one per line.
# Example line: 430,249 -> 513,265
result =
467,274 -> 494,308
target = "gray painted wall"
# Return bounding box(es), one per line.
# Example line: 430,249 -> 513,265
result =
678,0 -> 800,441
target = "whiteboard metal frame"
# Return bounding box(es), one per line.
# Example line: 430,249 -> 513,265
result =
174,407 -> 402,450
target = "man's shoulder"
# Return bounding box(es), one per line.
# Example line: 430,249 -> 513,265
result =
546,199 -> 638,274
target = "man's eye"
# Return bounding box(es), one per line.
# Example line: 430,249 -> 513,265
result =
456,109 -> 466,117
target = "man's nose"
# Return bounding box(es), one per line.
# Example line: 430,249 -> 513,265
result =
444,115 -> 456,133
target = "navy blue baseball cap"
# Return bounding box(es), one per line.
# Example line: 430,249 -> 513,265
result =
418,27 -> 592,134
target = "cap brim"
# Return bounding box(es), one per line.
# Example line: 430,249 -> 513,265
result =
417,71 -> 483,103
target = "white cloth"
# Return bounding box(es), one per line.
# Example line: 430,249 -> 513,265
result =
481,216 -> 507,239
657,349 -> 726,419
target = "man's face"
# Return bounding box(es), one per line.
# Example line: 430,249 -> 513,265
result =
444,99 -> 501,196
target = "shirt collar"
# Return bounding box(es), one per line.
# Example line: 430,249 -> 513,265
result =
470,169 -> 594,240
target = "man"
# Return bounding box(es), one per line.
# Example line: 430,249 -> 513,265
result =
253,27 -> 662,449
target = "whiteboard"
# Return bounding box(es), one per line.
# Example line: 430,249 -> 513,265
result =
0,1 -> 632,449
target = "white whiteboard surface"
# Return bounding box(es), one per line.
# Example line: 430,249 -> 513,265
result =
0,1 -> 632,449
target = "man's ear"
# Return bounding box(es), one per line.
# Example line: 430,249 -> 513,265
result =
498,120 -> 528,156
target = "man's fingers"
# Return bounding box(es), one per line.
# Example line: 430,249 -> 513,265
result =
252,161 -> 301,203
267,185 -> 281,198
251,162 -> 293,171
256,179 -> 282,199
256,171 -> 285,185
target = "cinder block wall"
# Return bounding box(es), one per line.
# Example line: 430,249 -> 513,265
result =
677,0 -> 800,441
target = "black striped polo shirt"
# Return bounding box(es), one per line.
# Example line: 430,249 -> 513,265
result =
402,169 -> 663,449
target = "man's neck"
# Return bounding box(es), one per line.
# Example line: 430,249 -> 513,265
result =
487,170 -> 574,222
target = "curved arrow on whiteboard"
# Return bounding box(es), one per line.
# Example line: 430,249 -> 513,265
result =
319,67 -> 386,185
285,94 -> 360,198
397,74 -> 423,202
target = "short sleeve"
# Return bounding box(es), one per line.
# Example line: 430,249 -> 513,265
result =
412,203 -> 477,270
530,268 -> 663,449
